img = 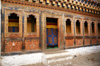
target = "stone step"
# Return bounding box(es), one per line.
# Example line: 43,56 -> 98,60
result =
47,56 -> 73,64
43,48 -> 61,53
46,51 -> 69,59
44,50 -> 67,54
47,55 -> 71,60
45,50 -> 73,64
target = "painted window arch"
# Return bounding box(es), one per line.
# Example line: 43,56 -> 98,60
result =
66,19 -> 71,33
27,15 -> 36,32
76,20 -> 80,34
8,13 -> 19,32
84,21 -> 88,34
98,23 -> 100,34
91,22 -> 95,33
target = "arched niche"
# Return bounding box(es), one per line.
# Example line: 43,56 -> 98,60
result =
76,20 -> 80,34
27,15 -> 36,32
66,19 -> 71,33
84,21 -> 88,34
8,13 -> 19,32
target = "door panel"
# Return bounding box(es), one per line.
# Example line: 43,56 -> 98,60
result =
47,28 -> 58,46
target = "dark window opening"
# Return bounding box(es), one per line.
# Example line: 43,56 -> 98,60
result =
76,20 -> 80,34
91,22 -> 95,33
98,23 -> 100,33
27,15 -> 36,32
32,0 -> 36,2
25,0 -> 28,1
84,21 -> 88,34
46,18 -> 58,24
8,13 -> 19,32
66,19 -> 71,33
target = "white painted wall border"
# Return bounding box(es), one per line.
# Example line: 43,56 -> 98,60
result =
2,53 -> 44,66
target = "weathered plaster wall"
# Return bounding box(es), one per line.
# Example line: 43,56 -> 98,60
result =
1,2 -> 100,54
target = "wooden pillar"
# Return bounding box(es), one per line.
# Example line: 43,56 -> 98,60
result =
96,21 -> 98,44
73,16 -> 76,46
39,11 -> 42,50
22,10 -> 25,50
0,0 -> 1,56
97,22 -> 99,44
82,18 -> 84,46
1,9 -> 5,54
90,21 -> 92,45
61,13 -> 65,49
41,11 -> 44,50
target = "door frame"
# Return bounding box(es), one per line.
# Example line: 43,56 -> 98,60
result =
46,24 -> 58,48
41,13 -> 62,50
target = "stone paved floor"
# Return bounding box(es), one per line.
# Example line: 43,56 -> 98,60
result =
49,52 -> 100,66
23,52 -> 100,66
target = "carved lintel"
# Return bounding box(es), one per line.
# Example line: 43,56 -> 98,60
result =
91,18 -> 96,21
64,14 -> 73,17
75,15 -> 82,19
84,17 -> 89,20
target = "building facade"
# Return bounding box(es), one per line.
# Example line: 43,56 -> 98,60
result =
1,0 -> 100,55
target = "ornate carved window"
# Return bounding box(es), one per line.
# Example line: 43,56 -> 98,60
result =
8,13 -> 19,32
66,19 -> 71,33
